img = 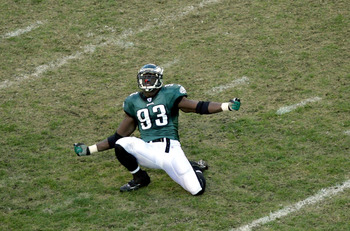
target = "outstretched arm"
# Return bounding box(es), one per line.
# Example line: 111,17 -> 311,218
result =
95,113 -> 137,151
178,97 -> 240,114
74,113 -> 136,156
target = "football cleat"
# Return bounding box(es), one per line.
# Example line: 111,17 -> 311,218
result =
190,160 -> 209,172
120,172 -> 151,192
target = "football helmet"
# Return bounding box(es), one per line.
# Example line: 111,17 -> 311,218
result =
137,64 -> 163,92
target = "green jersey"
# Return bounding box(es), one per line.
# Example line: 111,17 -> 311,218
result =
123,84 -> 188,142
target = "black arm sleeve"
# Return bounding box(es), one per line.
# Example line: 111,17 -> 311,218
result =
195,101 -> 210,114
107,132 -> 123,149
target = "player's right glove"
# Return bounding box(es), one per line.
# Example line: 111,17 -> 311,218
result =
74,143 -> 90,156
229,98 -> 241,111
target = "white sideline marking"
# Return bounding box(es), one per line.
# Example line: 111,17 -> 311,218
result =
0,0 -> 220,91
276,97 -> 322,115
231,179 -> 350,231
345,130 -> 350,135
207,76 -> 249,95
2,21 -> 45,39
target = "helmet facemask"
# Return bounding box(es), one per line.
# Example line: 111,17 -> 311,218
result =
137,64 -> 163,92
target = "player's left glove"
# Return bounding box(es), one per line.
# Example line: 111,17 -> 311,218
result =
229,98 -> 241,111
74,143 -> 90,156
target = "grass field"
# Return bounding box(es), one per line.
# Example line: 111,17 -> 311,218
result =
1,0 -> 349,230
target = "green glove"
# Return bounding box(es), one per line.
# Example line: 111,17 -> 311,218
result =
74,143 -> 90,156
229,98 -> 241,111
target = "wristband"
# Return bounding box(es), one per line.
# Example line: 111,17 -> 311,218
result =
88,144 -> 98,154
221,103 -> 230,111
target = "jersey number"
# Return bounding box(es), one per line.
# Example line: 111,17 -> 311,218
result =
137,105 -> 168,130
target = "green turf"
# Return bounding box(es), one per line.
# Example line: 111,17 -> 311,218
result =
1,0 -> 349,230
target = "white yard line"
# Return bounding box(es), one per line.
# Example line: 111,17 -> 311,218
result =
276,97 -> 322,115
0,0 -> 220,91
0,46 -> 94,90
207,76 -> 249,95
231,179 -> 350,231
1,21 -> 45,39
161,58 -> 180,69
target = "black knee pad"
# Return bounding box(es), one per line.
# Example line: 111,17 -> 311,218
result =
194,170 -> 206,196
114,144 -> 138,172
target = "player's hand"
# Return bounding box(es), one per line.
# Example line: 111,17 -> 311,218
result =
74,143 -> 90,156
229,98 -> 241,111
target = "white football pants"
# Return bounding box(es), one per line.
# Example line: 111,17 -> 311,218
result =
116,137 -> 202,195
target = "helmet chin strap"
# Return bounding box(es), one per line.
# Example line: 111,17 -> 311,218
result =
144,88 -> 154,92
142,88 -> 160,98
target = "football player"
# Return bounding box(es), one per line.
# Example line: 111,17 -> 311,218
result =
74,64 -> 240,196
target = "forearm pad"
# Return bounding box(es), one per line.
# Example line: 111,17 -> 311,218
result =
107,132 -> 123,149
195,101 -> 210,114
